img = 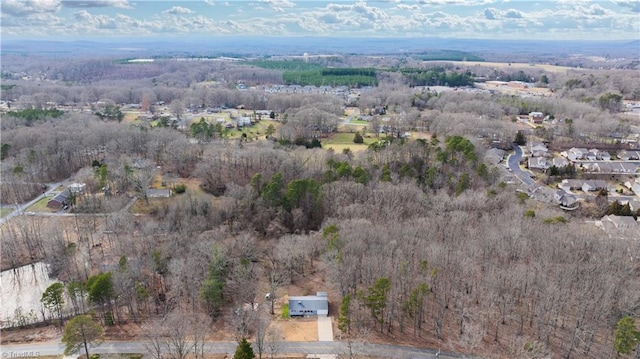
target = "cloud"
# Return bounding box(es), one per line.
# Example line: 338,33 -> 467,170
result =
483,7 -> 498,19
162,6 -> 194,14
483,7 -> 523,20
1,0 -> 61,16
61,0 -> 132,9
417,0 -> 496,5
73,10 -> 119,29
612,0 -> 640,12
352,1 -> 389,20
258,0 -> 296,9
396,4 -> 420,10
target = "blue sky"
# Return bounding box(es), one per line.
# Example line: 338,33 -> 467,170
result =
1,0 -> 639,40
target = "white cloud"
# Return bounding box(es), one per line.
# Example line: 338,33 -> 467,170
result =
61,0 -> 132,9
258,0 -> 296,10
162,6 -> 195,14
483,7 -> 522,20
73,10 -> 117,29
612,0 -> 640,12
1,0 -> 61,16
417,0 -> 496,5
396,4 -> 420,10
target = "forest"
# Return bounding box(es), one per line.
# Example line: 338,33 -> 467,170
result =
1,52 -> 639,359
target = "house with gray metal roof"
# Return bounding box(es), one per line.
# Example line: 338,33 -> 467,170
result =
47,189 -> 70,209
289,292 -> 328,317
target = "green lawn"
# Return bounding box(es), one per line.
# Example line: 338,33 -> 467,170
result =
322,132 -> 375,145
349,119 -> 371,125
321,132 -> 377,153
227,120 -> 280,140
26,196 -> 57,213
0,208 -> 14,217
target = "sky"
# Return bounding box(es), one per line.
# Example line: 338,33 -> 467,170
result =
1,0 -> 639,41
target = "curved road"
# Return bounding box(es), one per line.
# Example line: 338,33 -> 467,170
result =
1,340 -> 475,359
507,144 -> 536,187
0,182 -> 62,226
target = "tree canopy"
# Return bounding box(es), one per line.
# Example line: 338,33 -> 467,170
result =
62,315 -> 104,359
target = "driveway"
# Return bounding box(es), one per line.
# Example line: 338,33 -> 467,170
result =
317,316 -> 333,342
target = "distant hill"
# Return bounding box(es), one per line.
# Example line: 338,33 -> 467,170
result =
2,37 -> 638,61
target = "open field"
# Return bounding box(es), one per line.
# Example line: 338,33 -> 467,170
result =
440,60 -> 576,74
322,132 -> 375,153
25,196 -> 56,213
270,318 -> 319,342
0,208 -> 14,217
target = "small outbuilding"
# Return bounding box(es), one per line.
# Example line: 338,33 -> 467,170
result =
146,189 -> 172,198
289,292 -> 328,317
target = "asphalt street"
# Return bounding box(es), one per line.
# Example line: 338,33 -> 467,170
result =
1,340 -> 473,358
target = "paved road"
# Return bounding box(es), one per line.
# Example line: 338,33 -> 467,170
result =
1,340 -> 474,359
0,182 -> 62,226
508,144 -> 536,187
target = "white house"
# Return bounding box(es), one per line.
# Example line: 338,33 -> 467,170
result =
600,215 -> 637,229
68,183 -> 86,194
564,147 -> 589,161
528,142 -> 548,157
582,180 -> 609,193
618,150 -> 640,161
559,179 -> 584,192
528,157 -> 549,170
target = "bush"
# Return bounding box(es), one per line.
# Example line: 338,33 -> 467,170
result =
173,183 -> 187,194
524,209 -> 536,218
353,131 -> 364,144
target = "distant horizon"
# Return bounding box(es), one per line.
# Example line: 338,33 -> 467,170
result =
1,1 -> 639,41
3,35 -> 639,43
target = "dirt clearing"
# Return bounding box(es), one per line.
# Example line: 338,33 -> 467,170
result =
270,318 -> 318,342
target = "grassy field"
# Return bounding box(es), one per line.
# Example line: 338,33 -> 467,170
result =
227,119 -> 280,140
0,208 -> 14,217
26,196 -> 57,213
321,132 -> 376,153
442,61 -> 576,74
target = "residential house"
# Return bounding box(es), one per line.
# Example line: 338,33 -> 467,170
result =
588,149 -> 611,161
146,189 -> 172,198
600,215 -> 638,229
564,147 -> 589,161
237,117 -> 252,128
590,162 -> 639,173
485,148 -> 505,165
617,150 -> 640,161
552,157 -> 569,168
559,179 -> 584,192
581,180 -> 609,193
632,178 -> 640,196
528,157 -> 549,170
289,292 -> 329,317
529,112 -> 544,124
528,142 -> 548,157
47,189 -> 70,209
68,183 -> 86,194
554,189 -> 578,209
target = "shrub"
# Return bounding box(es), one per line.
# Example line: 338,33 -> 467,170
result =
173,183 -> 187,194
353,131 -> 364,144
